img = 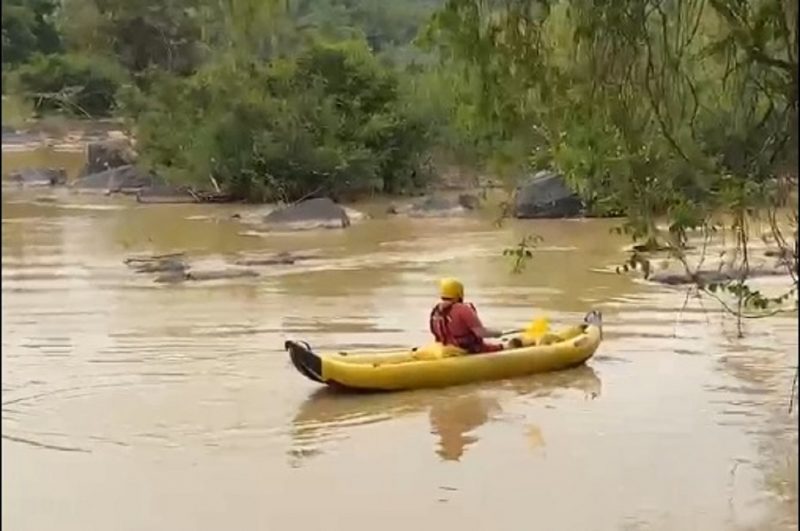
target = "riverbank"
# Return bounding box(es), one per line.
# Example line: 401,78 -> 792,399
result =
4,139 -> 796,293
1,117 -> 128,153
1,122 -> 503,200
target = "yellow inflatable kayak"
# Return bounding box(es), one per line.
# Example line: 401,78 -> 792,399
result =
285,311 -> 603,391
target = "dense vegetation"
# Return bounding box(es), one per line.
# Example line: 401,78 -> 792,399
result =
427,0 -> 796,238
3,1 -> 797,232
4,0 -> 475,199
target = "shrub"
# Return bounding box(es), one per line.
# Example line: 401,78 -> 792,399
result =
8,53 -> 128,117
124,39 -> 433,201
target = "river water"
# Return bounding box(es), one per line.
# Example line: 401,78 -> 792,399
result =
2,150 -> 797,531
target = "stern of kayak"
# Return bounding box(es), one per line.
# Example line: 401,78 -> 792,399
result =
285,340 -> 324,383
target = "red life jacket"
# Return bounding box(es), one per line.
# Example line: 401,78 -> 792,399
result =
429,302 -> 483,353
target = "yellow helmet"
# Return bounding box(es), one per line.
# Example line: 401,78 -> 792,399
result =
439,277 -> 464,299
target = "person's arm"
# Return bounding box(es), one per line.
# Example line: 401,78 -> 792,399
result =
455,305 -> 503,338
473,325 -> 504,339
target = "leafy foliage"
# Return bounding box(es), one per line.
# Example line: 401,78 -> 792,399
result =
59,0 -> 211,75
2,0 -> 63,68
7,53 -> 128,117
123,39 -> 433,201
503,234 -> 544,274
426,0 -> 797,240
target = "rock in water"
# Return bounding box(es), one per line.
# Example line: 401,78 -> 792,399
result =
649,265 -> 789,286
263,198 -> 351,230
7,168 -> 67,186
84,140 -> 137,175
513,171 -> 583,219
457,193 -> 482,210
186,270 -> 260,281
136,185 -> 197,204
71,165 -> 160,193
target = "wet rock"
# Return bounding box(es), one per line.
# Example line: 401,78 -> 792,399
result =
457,193 -> 482,210
232,251 -> 316,267
233,250 -> 297,266
513,171 -> 583,219
133,258 -> 187,274
7,168 -> 67,187
186,269 -> 260,281
127,253 -> 260,283
125,252 -> 185,264
125,253 -> 188,274
154,271 -> 190,284
83,139 -> 138,175
649,265 -> 789,286
71,165 -> 161,193
234,256 -> 295,267
263,198 -> 350,230
155,269 -> 259,284
343,207 -> 369,223
153,268 -> 261,283
413,195 -> 461,213
136,185 -> 197,204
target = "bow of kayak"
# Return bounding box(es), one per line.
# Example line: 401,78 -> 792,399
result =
285,311 -> 603,392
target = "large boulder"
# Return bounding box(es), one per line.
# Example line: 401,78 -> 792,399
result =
71,165 -> 161,193
263,197 -> 350,230
83,139 -> 137,175
7,167 -> 67,186
513,171 -> 583,219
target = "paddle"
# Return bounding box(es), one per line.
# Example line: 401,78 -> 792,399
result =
526,316 -> 550,337
413,317 -> 551,351
500,316 -> 550,343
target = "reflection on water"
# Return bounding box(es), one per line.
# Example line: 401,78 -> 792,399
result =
429,394 -> 501,461
1,177 -> 796,531
290,366 -> 602,464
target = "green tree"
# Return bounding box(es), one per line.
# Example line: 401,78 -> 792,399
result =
427,0 -> 798,344
426,0 -> 797,242
123,38 -> 432,201
7,52 -> 128,117
2,0 -> 62,68
59,0 -> 209,75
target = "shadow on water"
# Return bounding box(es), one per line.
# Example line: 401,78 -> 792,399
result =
288,364 -> 601,466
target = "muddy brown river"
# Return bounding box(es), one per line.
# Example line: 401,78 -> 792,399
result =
2,150 -> 797,530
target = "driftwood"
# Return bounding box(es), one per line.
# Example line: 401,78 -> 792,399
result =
135,188 -> 236,204
154,269 -> 259,283
649,265 -> 789,286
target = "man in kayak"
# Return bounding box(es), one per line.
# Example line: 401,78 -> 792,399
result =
429,278 -> 505,353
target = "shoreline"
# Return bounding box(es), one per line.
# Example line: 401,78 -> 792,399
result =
1,124 -> 510,206
2,127 -> 129,154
